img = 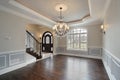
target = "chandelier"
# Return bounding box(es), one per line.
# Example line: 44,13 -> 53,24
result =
53,5 -> 69,37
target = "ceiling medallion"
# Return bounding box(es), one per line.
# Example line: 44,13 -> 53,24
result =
53,4 -> 69,37
55,4 -> 67,11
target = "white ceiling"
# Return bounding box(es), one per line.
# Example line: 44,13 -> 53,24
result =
16,0 -> 89,23
0,0 -> 111,27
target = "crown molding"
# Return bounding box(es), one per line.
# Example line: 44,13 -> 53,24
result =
9,0 -> 56,23
1,0 -> 56,27
66,14 -> 90,24
0,4 -> 52,27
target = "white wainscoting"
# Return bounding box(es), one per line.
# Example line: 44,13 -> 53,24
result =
56,46 -> 102,59
102,49 -> 120,80
0,50 -> 27,75
0,55 -> 6,69
0,50 -> 56,75
9,51 -> 25,66
88,47 -> 102,56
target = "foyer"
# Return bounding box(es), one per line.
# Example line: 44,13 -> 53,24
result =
0,0 -> 120,80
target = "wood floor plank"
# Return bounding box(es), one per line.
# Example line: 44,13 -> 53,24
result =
0,55 -> 109,80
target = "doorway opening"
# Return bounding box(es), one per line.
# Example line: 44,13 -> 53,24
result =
42,31 -> 53,53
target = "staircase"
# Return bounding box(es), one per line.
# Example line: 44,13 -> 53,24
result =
26,30 -> 42,59
26,48 -> 42,59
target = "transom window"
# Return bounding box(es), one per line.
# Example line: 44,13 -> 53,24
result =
67,28 -> 87,51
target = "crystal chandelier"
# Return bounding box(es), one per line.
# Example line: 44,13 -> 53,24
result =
53,6 -> 69,37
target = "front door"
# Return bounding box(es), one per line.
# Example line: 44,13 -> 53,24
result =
42,31 -> 53,53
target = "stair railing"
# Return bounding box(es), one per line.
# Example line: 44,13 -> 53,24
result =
26,30 -> 42,59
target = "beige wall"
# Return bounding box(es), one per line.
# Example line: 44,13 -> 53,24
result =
103,0 -> 120,58
87,24 -> 103,48
0,10 -> 54,53
0,10 -> 37,74
0,10 -> 29,52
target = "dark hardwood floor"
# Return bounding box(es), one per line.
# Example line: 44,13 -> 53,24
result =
0,55 -> 109,80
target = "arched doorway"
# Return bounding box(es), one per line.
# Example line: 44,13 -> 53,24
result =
42,31 -> 53,53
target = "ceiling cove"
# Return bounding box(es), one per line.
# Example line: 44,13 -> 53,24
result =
0,0 -> 110,27
14,0 -> 90,24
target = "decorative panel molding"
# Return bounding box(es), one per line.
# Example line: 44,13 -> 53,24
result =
56,47 -> 66,53
56,47 -> 102,59
102,49 -> 120,80
0,55 -> 6,69
0,50 -> 26,75
88,48 -> 102,56
9,52 -> 25,66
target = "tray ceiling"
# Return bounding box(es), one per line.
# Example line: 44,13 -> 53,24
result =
15,0 -> 90,23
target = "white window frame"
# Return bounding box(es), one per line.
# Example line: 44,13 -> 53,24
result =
67,28 -> 87,51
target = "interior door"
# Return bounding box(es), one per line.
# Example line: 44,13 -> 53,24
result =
42,31 -> 53,53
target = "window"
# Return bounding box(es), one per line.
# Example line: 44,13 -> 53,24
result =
67,28 -> 87,50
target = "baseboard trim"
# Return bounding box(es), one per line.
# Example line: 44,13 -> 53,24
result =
0,63 -> 26,75
56,53 -> 102,59
0,59 -> 36,75
37,53 -> 54,61
102,60 -> 116,80
26,59 -> 36,65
